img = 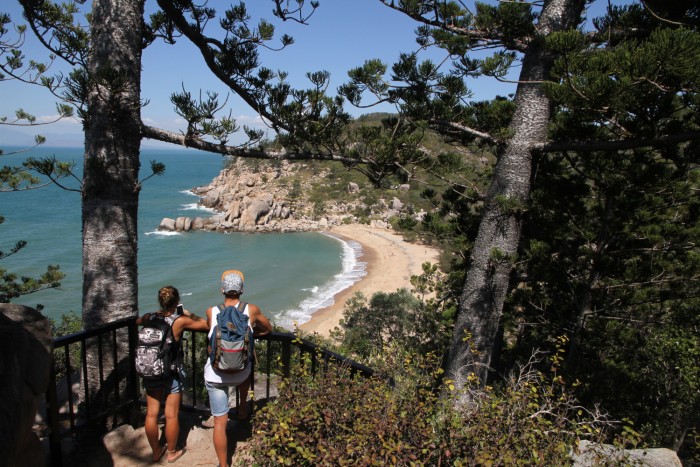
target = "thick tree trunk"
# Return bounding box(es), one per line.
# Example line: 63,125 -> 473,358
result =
81,0 -> 143,421
82,0 -> 144,328
445,0 -> 586,392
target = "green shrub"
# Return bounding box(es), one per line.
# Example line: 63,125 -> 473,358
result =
246,340 -> 618,466
338,286 -> 452,363
248,347 -> 441,466
49,311 -> 82,380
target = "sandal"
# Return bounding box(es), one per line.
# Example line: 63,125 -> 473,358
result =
201,416 -> 215,428
152,445 -> 167,463
167,447 -> 187,463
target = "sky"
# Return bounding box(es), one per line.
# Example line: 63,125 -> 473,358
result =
0,0 -> 524,148
1,0 -> 616,149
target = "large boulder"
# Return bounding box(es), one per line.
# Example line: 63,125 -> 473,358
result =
240,198 -> 272,227
0,304 -> 52,467
391,197 -> 404,211
158,218 -> 176,231
174,216 -> 192,232
192,217 -> 205,230
201,188 -> 222,208
573,440 -> 682,466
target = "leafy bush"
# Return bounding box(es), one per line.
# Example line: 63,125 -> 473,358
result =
49,311 -> 82,380
246,342 -> 619,466
248,347 -> 441,466
337,278 -> 452,363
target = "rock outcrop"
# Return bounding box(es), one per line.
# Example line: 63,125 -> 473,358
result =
158,158 -> 426,234
0,304 -> 53,467
573,440 -> 682,466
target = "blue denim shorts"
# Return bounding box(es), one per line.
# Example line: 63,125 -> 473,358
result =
143,374 -> 182,394
205,380 -> 237,417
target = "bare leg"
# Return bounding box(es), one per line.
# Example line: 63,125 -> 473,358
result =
144,389 -> 164,461
164,391 -> 182,457
213,414 -> 229,467
237,375 -> 251,419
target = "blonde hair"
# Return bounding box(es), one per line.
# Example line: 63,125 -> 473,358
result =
158,286 -> 180,312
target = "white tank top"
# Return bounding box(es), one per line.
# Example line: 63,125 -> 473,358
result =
203,304 -> 253,385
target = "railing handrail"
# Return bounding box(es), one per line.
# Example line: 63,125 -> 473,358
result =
258,331 -> 375,378
52,316 -> 137,346
46,317 -> 375,467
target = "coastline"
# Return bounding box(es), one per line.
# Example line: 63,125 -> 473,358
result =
298,224 -> 441,336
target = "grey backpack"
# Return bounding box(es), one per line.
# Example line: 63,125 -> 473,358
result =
135,315 -> 179,380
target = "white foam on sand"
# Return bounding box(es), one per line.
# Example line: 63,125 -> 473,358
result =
277,234 -> 366,329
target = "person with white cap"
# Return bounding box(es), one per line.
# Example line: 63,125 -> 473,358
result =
204,269 -> 272,467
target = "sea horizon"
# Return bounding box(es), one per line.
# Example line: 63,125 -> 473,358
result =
1,146 -> 365,329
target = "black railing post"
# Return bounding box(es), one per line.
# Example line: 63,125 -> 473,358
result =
81,339 -> 90,420
111,329 -> 120,407
64,346 -> 76,429
191,331 -> 198,407
46,353 -> 63,467
127,318 -> 140,426
264,338 -> 272,400
97,334 -> 105,409
281,338 -> 292,379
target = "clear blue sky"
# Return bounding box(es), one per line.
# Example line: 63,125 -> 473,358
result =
1,0 -> 612,148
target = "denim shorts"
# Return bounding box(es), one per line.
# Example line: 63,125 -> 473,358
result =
143,374 -> 182,394
205,380 -> 238,417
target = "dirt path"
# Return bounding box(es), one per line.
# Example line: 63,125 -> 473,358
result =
64,410 -> 255,466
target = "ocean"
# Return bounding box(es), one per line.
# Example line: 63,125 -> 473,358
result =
1,146 -> 365,329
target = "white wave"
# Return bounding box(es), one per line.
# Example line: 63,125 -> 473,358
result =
180,189 -> 199,196
144,230 -> 181,236
276,234 -> 367,329
180,202 -> 216,213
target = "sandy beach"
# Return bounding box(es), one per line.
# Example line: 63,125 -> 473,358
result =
298,224 -> 441,336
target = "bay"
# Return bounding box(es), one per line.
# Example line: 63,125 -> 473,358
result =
1,146 -> 364,329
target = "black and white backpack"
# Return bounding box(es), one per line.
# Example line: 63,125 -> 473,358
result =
135,314 -> 180,380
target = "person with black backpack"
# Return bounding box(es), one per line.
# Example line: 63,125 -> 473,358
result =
204,269 -> 272,467
136,285 -> 208,464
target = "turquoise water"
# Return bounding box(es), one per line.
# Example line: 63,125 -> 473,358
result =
1,146 -> 365,328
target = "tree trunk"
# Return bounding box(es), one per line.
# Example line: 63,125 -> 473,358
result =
82,0 -> 144,421
445,0 -> 586,393
82,0 -> 144,328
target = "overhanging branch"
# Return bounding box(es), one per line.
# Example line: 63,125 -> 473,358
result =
141,124 -> 365,164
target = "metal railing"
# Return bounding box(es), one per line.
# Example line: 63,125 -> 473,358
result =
44,317 -> 374,466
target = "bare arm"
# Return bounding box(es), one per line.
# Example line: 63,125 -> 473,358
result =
135,313 -> 151,326
248,303 -> 272,337
173,311 -> 209,338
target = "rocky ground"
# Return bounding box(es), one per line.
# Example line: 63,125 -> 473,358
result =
63,408 -> 259,467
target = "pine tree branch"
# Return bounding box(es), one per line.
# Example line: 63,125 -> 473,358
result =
431,119 -> 497,144
535,131 -> 700,153
155,0 -> 291,133
378,0 -> 518,51
140,124 -> 365,164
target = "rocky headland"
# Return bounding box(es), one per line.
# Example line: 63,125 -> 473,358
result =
158,157 -> 423,233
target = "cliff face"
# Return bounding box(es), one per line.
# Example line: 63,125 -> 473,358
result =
158,158 -> 414,233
